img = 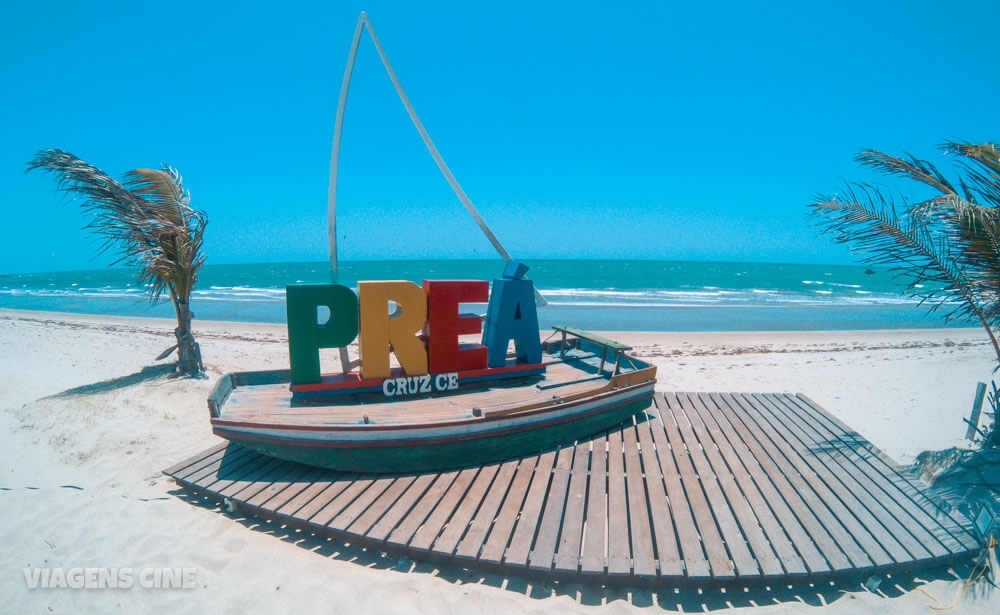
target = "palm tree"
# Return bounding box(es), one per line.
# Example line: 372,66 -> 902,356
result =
27,149 -> 207,375
809,141 -> 1000,364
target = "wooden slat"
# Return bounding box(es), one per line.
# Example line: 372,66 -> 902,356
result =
478,456 -> 538,565
271,470 -> 344,519
655,395 -> 735,578
754,393 -> 936,561
553,440 -> 592,574
433,463 -> 501,556
646,402 -> 712,578
162,441 -> 227,476
579,435 -> 608,575
364,473 -> 437,542
385,471 -> 460,548
503,450 -> 557,567
622,421 -> 656,578
455,459 -> 520,561
167,390 -> 981,587
735,393 -> 904,566
606,428 -> 631,576
709,393 -> 852,572
670,393 -> 760,577
683,393 -> 782,577
408,467 -> 480,552
715,393 -> 872,570
529,446 -> 574,571
684,395 -> 808,576
793,393 -> 981,553
635,415 -> 684,577
328,475 -> 400,531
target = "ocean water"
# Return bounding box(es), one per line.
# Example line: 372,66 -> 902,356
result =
0,260 -> 969,331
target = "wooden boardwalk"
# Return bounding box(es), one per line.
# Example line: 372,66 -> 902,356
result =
164,392 -> 981,586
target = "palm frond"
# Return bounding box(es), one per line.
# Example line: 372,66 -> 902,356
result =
809,183 -> 986,323
942,142 -> 1000,209
856,149 -> 956,195
26,149 -> 206,304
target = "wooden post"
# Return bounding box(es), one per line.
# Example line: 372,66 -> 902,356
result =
965,382 -> 988,440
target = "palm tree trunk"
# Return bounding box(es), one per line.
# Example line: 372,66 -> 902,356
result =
174,300 -> 203,375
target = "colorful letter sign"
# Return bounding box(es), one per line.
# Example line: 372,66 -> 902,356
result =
286,284 -> 358,385
358,281 -> 428,380
285,263 -> 543,395
422,279 -> 489,373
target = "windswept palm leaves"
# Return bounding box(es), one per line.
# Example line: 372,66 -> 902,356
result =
27,149 -> 207,375
810,141 -> 1000,364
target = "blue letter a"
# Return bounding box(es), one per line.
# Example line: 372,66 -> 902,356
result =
483,277 -> 541,367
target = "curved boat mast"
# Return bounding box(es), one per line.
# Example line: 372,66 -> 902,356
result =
327,11 -> 546,306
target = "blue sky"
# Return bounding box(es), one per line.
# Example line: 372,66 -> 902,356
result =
2,1 -> 998,274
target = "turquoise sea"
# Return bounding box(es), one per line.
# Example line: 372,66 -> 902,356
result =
0,260 -> 969,331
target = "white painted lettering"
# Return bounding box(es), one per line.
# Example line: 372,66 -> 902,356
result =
382,378 -> 394,396
435,374 -> 448,390
448,373 -> 459,390
23,568 -> 42,589
419,375 -> 431,393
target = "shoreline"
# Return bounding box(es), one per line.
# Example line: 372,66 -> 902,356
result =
2,307 -> 997,613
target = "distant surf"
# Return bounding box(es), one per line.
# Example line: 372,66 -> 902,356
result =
0,260 -> 967,331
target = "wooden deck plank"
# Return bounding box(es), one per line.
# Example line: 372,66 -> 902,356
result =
579,435 -> 608,575
289,476 -> 357,523
196,449 -> 276,492
433,463 -> 501,556
343,474 -> 417,537
756,393 -> 939,561
307,476 -> 378,528
455,459 -> 520,561
792,393 -> 981,553
622,420 -> 657,578
709,393 -> 850,572
216,458 -> 298,500
685,395 -> 809,576
503,450 -> 557,567
386,471 -> 460,549
656,395 -> 736,579
736,393 -> 908,566
328,474 -> 401,532
683,393 -> 784,578
271,470 -> 344,519
178,445 -> 253,485
553,440 -> 592,574
671,393 -> 761,578
606,428 -> 631,576
408,467 -> 481,552
717,393 -> 874,570
162,441 -> 227,476
237,462 -> 315,510
167,389 -> 980,587
635,414 -> 685,578
529,446 -> 575,571
478,456 -> 538,565
364,474 -> 437,542
646,402 -> 712,578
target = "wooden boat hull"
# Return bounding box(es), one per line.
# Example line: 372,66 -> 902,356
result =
214,382 -> 654,472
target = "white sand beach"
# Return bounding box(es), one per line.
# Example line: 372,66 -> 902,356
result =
2,307 -> 998,614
